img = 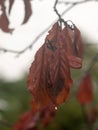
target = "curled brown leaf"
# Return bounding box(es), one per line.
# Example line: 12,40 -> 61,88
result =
62,25 -> 83,69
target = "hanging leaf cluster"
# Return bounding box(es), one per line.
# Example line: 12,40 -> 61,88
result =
0,0 -> 32,33
27,21 -> 83,111
13,20 -> 97,130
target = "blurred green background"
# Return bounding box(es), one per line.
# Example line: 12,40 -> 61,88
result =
0,44 -> 98,130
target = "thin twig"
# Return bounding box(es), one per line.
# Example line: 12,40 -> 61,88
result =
0,25 -> 51,56
54,0 -> 61,20
58,0 -> 98,5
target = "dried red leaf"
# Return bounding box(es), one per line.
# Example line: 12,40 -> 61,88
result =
9,0 -> 15,14
46,31 -> 73,105
27,45 -> 53,109
22,0 -> 32,24
31,91 -> 52,112
13,111 -> 40,130
0,1 -> 13,33
45,23 -> 74,105
27,22 -> 73,108
76,73 -> 93,104
27,23 -> 58,108
62,25 -> 83,69
67,55 -> 82,69
0,13 -> 13,33
74,26 -> 83,58
0,0 -> 32,33
14,103 -> 56,130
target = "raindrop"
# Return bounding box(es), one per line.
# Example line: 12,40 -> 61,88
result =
55,106 -> 58,110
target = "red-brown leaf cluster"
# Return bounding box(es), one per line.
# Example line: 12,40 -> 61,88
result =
14,21 -> 83,130
27,21 -> 83,109
76,73 -> 93,104
0,0 -> 32,33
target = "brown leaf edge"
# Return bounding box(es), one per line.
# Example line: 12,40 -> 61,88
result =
22,0 -> 32,24
0,1 -> 13,33
9,0 -> 15,14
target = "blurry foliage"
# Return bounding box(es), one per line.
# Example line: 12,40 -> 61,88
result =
0,44 -> 98,130
0,77 -> 32,130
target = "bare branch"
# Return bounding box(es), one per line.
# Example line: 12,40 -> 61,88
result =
0,25 -> 52,56
58,0 -> 98,5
